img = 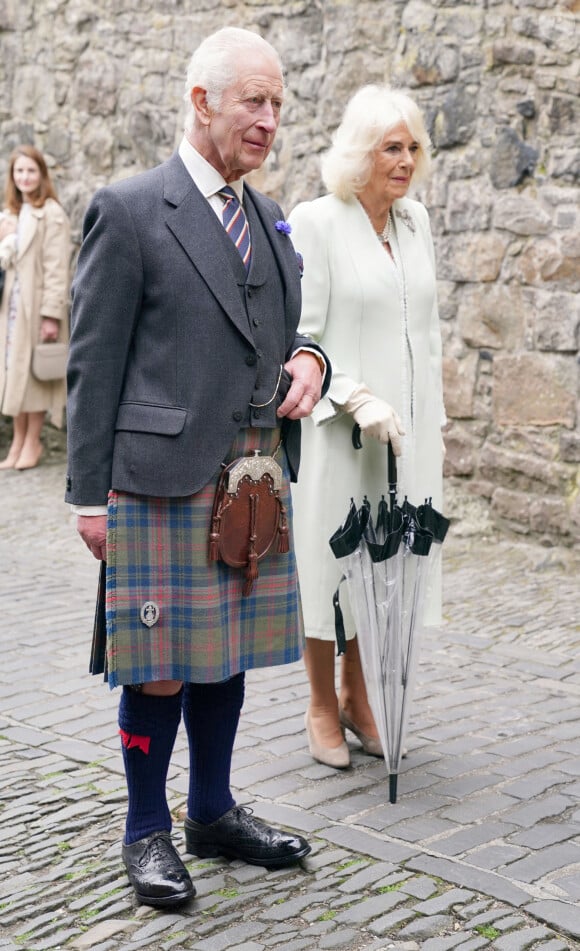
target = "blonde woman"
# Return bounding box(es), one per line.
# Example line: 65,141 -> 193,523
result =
0,145 -> 71,469
290,86 -> 446,768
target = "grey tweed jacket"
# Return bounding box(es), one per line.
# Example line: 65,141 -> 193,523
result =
65,153 -> 327,506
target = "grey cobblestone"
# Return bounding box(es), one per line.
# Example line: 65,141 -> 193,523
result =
3,458 -> 580,949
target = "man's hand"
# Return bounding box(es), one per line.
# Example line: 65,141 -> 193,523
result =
77,515 -> 107,561
277,352 -> 324,420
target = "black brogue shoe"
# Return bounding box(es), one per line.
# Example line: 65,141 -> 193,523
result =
184,805 -> 311,868
122,831 -> 196,907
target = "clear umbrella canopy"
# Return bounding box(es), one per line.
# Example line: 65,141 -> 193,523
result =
330,436 -> 449,803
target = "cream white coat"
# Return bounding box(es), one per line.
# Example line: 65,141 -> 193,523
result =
289,194 -> 446,639
0,198 -> 71,425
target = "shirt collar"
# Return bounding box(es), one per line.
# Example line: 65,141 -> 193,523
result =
178,136 -> 244,203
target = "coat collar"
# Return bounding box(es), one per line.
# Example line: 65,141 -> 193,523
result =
17,202 -> 45,260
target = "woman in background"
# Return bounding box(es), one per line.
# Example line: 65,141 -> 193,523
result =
290,86 -> 446,768
0,145 -> 70,469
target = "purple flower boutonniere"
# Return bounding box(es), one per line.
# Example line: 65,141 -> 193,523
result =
275,219 -> 292,235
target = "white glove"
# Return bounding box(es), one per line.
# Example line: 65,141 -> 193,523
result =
342,384 -> 406,456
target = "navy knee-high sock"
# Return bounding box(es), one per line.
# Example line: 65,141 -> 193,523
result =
118,686 -> 183,845
182,673 -> 245,825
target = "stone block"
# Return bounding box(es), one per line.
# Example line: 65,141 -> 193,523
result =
431,86 -> 477,149
481,441 -> 571,492
529,496 -> 571,536
407,855 -> 531,907
568,492 -> 580,539
532,289 -> 580,351
493,195 -> 551,235
494,425 -> 560,462
74,52 -> 118,117
437,281 -> 460,322
443,427 -> 478,477
490,41 -> 535,66
394,33 -> 460,87
457,284 -> 527,350
442,354 -> 479,418
549,148 -> 580,184
492,354 -> 577,427
490,487 -> 532,529
445,181 -> 492,233
437,233 -> 508,282
525,900 -> 580,941
437,7 -> 484,39
489,128 -> 539,189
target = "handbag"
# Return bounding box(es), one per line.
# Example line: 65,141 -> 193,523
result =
209,450 -> 289,596
31,341 -> 68,381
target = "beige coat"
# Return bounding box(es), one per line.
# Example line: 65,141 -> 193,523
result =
289,194 -> 446,639
0,198 -> 71,425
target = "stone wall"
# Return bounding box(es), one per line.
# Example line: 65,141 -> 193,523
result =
1,0 -> 578,543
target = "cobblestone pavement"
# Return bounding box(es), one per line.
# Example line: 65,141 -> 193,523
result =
2,457 -> 580,951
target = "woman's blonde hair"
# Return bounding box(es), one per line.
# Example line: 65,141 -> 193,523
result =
321,85 -> 432,201
5,145 -> 59,214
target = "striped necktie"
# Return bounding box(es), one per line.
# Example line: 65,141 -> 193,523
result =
218,186 -> 252,273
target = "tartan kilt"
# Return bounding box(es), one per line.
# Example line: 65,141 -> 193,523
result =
103,428 -> 304,687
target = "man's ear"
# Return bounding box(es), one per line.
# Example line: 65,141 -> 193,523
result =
191,86 -> 212,125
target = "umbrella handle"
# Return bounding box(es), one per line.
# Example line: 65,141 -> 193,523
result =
351,424 -> 398,487
351,422 -> 363,450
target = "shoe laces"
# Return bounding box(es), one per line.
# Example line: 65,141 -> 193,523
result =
229,805 -> 260,831
140,833 -> 173,868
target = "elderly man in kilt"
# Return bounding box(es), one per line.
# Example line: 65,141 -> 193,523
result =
66,27 -> 329,908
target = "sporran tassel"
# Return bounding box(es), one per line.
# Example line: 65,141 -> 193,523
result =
277,502 -> 289,553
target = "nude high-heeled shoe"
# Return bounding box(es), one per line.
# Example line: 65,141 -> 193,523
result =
14,445 -> 44,470
304,711 -> 350,769
0,446 -> 23,469
339,708 -> 384,758
339,708 -> 408,759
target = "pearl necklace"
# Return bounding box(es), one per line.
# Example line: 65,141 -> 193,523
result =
376,212 -> 392,245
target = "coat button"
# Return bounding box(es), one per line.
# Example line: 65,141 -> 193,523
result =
245,354 -> 257,366
233,411 -> 243,422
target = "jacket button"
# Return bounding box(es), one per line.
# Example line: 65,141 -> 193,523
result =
245,354 -> 257,366
233,411 -> 243,422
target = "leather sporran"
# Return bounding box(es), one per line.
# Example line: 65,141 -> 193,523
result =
209,450 -> 289,596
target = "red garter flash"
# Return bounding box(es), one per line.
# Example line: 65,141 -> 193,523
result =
119,728 -> 151,755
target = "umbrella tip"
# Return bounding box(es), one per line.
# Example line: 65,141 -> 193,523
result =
389,774 -> 398,804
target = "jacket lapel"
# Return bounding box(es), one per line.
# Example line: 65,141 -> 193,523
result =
17,205 -> 43,260
244,184 -> 301,326
162,155 -> 254,346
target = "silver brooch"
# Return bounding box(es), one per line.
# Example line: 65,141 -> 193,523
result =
140,601 -> 160,628
395,209 -> 416,234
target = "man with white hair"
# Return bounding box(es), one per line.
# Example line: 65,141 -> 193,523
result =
66,27 -> 328,908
